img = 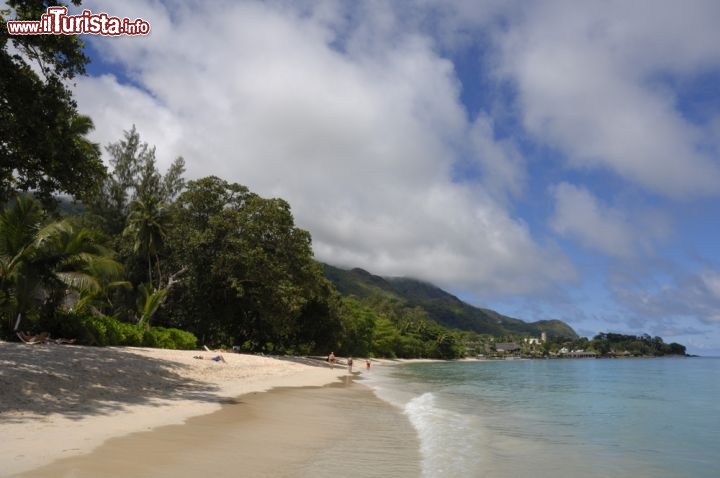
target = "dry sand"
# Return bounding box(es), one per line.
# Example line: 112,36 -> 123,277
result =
0,341 -> 403,477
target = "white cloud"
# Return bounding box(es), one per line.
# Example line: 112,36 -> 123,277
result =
75,0 -> 574,296
73,74 -> 183,166
549,183 -> 669,258
467,114 -> 526,202
496,0 -> 720,198
550,183 -> 636,256
311,182 -> 574,294
612,269 -> 720,325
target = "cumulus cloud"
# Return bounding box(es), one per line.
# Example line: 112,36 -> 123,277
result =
466,114 -> 526,202
74,0 -> 574,296
549,183 -> 669,257
73,74 -> 183,162
496,0 -> 720,198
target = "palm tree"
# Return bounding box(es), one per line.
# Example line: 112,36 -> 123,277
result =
40,220 -> 128,316
0,195 -> 45,331
0,195 -> 124,333
124,197 -> 166,289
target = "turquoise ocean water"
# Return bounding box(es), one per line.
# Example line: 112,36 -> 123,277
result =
364,358 -> 720,478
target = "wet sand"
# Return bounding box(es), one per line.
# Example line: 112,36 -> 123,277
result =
11,378 -> 420,478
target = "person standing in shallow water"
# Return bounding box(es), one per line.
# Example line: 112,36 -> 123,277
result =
328,352 -> 336,369
347,356 -> 353,372
366,359 -> 371,370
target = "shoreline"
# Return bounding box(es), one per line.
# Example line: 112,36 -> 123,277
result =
13,379 -> 421,478
0,342 -> 383,476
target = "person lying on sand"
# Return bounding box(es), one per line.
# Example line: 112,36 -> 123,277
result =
193,355 -> 226,363
17,331 -> 76,345
17,331 -> 49,344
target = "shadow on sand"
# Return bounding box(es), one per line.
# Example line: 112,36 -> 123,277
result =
0,342 -> 220,423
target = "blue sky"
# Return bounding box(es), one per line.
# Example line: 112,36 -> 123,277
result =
69,0 -> 720,354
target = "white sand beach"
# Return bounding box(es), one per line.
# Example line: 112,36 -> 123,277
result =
0,341 -> 385,477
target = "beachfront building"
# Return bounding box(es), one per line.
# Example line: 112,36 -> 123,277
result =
561,349 -> 598,358
523,332 -> 547,347
495,342 -> 520,353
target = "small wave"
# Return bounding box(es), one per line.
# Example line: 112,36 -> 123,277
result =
404,392 -> 486,477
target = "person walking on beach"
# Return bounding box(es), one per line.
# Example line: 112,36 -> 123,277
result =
347,356 -> 353,372
328,351 -> 336,369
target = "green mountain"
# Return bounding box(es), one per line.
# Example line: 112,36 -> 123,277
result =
323,264 -> 577,339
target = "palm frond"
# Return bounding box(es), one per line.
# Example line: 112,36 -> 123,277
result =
55,271 -> 102,294
137,283 -> 167,328
34,220 -> 73,249
108,280 -> 133,289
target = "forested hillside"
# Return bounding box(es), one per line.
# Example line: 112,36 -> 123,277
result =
323,265 -> 578,339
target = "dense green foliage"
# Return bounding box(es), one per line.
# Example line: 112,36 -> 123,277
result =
1,1 -> 106,206
589,333 -> 686,356
39,310 -> 196,349
335,296 -> 463,359
0,195 -> 124,334
158,176 -> 339,353
527,333 -> 687,357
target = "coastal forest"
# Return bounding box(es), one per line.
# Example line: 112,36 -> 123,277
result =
0,122 -> 473,358
0,1 -> 685,359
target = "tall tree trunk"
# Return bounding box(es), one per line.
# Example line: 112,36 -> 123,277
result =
155,252 -> 162,290
147,255 -> 153,290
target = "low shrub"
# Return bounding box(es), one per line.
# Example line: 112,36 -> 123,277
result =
42,310 -> 197,349
142,326 -> 197,349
